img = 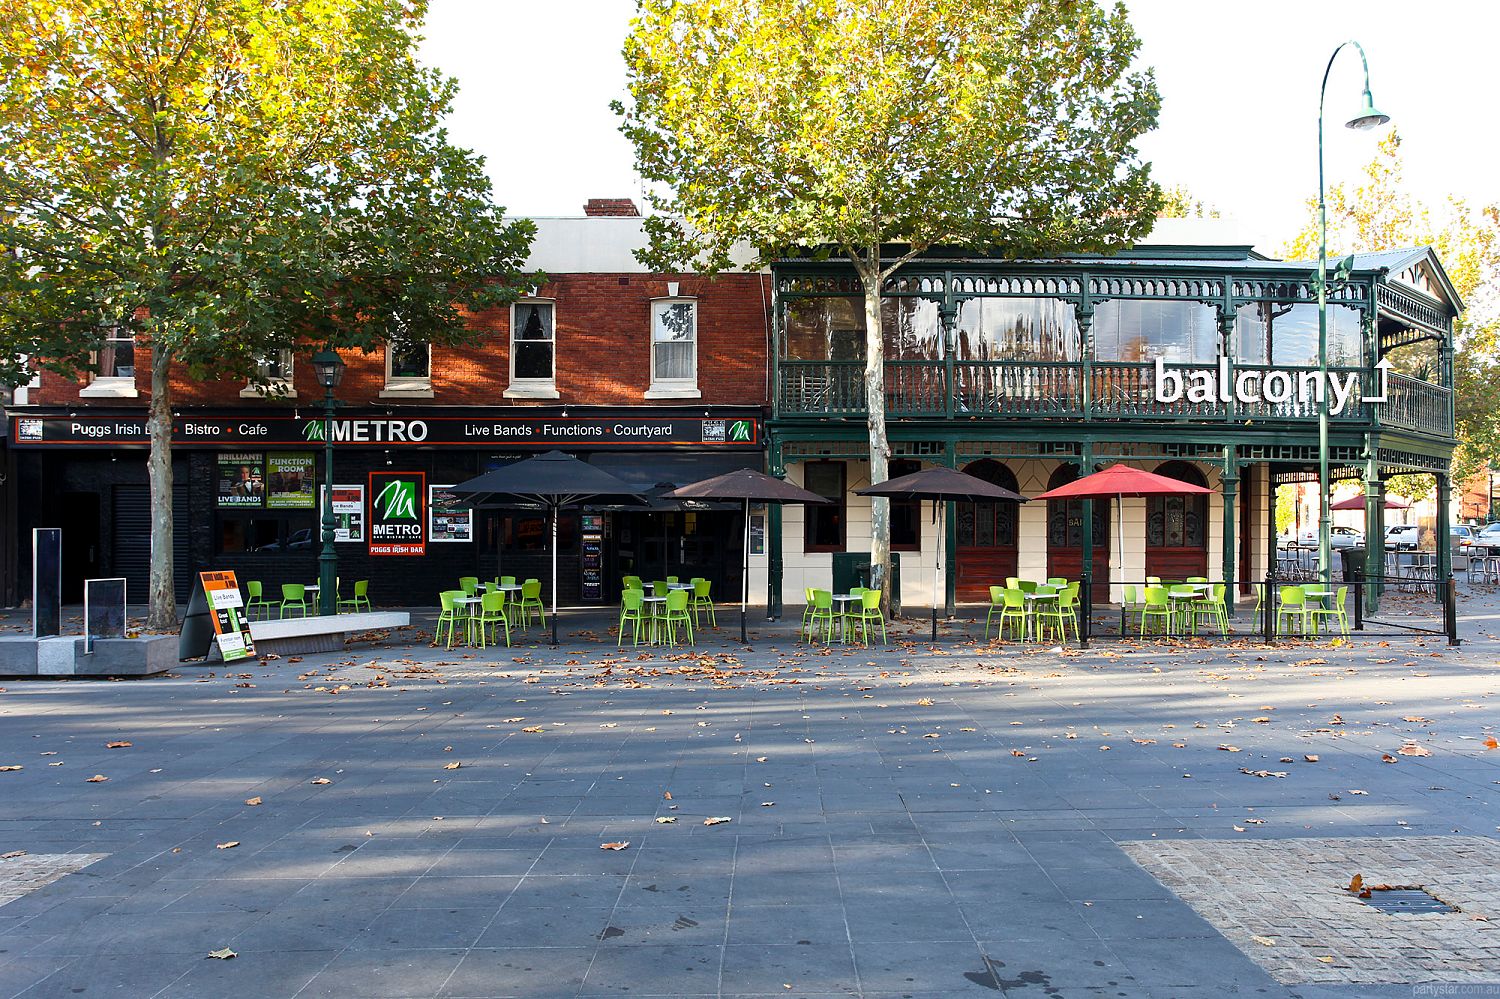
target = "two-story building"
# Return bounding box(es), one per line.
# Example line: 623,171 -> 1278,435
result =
752,221 -> 1461,619
3,200 -> 770,608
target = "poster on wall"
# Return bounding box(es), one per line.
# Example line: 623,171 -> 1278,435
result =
266,452 -> 316,508
368,471 -> 427,556
198,570 -> 256,661
429,484 -> 473,543
327,485 -> 365,542
217,453 -> 265,507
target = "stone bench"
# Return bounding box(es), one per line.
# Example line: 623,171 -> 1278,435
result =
0,635 -> 177,678
247,611 -> 411,655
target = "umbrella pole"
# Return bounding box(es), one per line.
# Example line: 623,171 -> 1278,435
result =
550,503 -> 559,647
741,498 -> 750,644
932,501 -> 941,643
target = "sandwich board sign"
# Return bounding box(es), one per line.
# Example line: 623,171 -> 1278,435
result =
198,571 -> 256,662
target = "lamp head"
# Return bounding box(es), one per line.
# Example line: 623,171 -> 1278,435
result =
1345,90 -> 1390,130
311,349 -> 344,390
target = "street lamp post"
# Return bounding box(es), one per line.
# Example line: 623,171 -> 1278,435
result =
311,350 -> 345,616
1317,41 -> 1390,588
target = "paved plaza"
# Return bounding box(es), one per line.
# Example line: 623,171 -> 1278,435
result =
0,589 -> 1497,998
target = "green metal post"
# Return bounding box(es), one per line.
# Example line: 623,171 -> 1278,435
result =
1363,449 -> 1384,614
317,386 -> 337,616
944,440 -> 957,618
1221,447 -> 1238,618
768,438 -> 785,620
1436,471 -> 1452,602
1080,443 -> 1094,597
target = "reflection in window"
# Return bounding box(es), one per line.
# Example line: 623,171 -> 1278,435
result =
388,341 -> 430,379
512,302 -> 555,381
651,300 -> 696,382
953,299 -> 1079,362
98,327 -> 135,378
1234,302 -> 1361,367
803,461 -> 845,552
879,298 -> 942,361
889,459 -> 922,551
782,296 -> 865,361
1092,300 -> 1218,363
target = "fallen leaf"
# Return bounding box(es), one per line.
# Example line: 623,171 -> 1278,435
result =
0,766 -> 22,772
86,774 -> 108,783
654,816 -> 677,824
1239,768 -> 1288,778
105,741 -> 132,749
216,841 -> 239,850
663,791 -> 672,800
443,762 -> 462,770
1,850 -> 26,859
245,796 -> 262,806
1303,755 -> 1320,763
599,841 -> 630,851
1349,789 -> 1369,795
520,726 -> 545,734
310,777 -> 332,785
1252,935 -> 1276,946
1348,874 -> 1364,894
1397,744 -> 1431,757
1218,745 -> 1241,753
1381,754 -> 1398,764
915,698 -> 933,706
703,816 -> 732,826
1484,737 -> 1498,751
206,948 -> 236,960
1010,750 -> 1026,757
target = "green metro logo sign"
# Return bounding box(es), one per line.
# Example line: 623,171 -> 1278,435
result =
303,420 -> 326,442
728,420 -> 753,442
367,471 -> 427,556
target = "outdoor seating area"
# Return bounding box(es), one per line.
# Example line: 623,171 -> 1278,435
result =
798,586 -> 889,646
433,576 -> 550,650
978,578 -> 1080,643
616,575 -> 721,647
239,578 -> 373,621
1116,577 -> 1229,637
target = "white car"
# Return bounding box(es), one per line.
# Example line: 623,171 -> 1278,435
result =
1296,526 -> 1364,549
1385,525 -> 1419,551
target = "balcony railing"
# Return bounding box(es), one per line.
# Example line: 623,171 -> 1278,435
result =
776,359 -> 1452,435
1383,370 -> 1453,436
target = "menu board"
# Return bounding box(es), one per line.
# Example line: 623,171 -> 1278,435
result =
429,484 -> 473,543
328,485 -> 365,542
267,453 -> 316,508
198,570 -> 256,661
217,453 -> 266,507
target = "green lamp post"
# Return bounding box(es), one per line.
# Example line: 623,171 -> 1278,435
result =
1316,40 -> 1390,588
310,349 -> 345,616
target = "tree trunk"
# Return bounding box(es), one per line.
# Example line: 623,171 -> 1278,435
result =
145,345 -> 177,632
858,263 -> 892,615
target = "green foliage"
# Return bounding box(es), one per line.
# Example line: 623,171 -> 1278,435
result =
1274,484 -> 1296,536
617,0 -> 1163,274
1158,185 -> 1219,219
0,0 -> 538,386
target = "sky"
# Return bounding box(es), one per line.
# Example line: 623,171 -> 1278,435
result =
417,0 -> 1497,257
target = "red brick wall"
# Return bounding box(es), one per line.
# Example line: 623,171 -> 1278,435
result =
25,272 -> 771,409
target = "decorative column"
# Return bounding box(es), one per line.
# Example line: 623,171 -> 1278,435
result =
1221,446 -> 1238,618
768,438 -> 785,620
1079,443 -> 1094,594
1363,447 -> 1384,613
944,440 -> 957,618
1436,469 -> 1452,602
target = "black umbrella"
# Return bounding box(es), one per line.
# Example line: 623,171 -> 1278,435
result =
857,466 -> 1030,642
663,468 -> 828,643
448,451 -> 645,645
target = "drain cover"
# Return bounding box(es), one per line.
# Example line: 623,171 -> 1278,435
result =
1359,889 -> 1456,915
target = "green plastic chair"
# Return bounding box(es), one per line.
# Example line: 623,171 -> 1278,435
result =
1046,577 -> 1068,588
1005,576 -> 1022,590
800,587 -> 816,634
996,588 -> 1027,641
983,585 -> 1006,640
278,583 -> 308,619
337,579 -> 371,614
1168,584 -> 1199,635
459,576 -> 480,597
805,589 -> 836,643
1119,584 -> 1142,633
1186,576 -> 1208,584
1016,580 -> 1038,596
476,590 -> 511,649
1139,586 -> 1172,636
1040,581 -> 1080,643
245,580 -> 272,621
621,575 -> 641,592
690,578 -> 717,628
850,588 -> 887,646
666,575 -> 680,585
618,589 -> 647,647
661,589 -> 695,646
651,580 -> 668,598
1275,585 -> 1310,637
501,575 -> 517,587
518,579 -> 545,627
1194,583 -> 1229,636
1309,585 -> 1350,637
1145,576 -> 1162,585
435,589 -> 465,649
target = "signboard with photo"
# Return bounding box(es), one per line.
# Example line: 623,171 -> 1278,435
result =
198,570 -> 256,661
267,452 -> 316,508
368,471 -> 427,556
429,484 -> 472,543
217,453 -> 265,507
327,485 -> 365,543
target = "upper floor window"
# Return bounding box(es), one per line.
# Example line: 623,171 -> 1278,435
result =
954,298 -> 1080,362
783,296 -> 865,361
505,300 -> 558,399
381,340 -> 432,398
1235,302 -> 1361,367
1092,299 -> 1218,364
79,325 -> 138,398
242,349 -> 295,399
647,298 -> 699,398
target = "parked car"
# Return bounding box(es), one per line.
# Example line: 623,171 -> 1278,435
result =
1451,525 -> 1477,550
1385,525 -> 1419,550
1296,526 -> 1364,549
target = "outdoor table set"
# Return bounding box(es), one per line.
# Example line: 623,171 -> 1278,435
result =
984,579 -> 1078,643
1121,579 -> 1227,638
801,587 -> 887,645
1270,582 -> 1350,637
241,578 -> 371,620
436,577 -> 544,649
616,576 -> 718,648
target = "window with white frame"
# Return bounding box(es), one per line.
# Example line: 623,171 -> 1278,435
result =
647,298 -> 698,397
79,325 -> 138,397
505,300 -> 557,397
383,340 -> 431,395
242,349 -> 295,397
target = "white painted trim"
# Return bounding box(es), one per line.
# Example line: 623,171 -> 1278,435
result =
78,378 -> 138,399
648,298 -> 698,396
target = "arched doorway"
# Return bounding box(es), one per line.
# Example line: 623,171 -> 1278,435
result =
1046,463 -> 1110,601
1146,461 -> 1209,581
955,459 -> 1019,602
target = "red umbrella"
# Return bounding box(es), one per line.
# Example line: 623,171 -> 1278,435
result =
1330,493 -> 1411,511
1033,464 -> 1214,585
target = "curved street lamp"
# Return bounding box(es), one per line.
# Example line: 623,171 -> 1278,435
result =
1317,40 -> 1390,589
311,349 -> 345,616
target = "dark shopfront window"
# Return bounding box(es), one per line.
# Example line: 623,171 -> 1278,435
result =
889,459 -> 921,551
501,512 -> 578,552
218,514 -> 317,554
803,461 -> 845,552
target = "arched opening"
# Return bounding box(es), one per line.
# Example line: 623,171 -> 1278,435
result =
955,459 -> 1019,601
1146,460 -> 1209,581
1046,463 -> 1110,601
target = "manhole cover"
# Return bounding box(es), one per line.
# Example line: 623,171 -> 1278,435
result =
1358,888 -> 1457,915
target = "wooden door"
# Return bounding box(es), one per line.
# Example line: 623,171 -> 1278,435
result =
1144,461 -> 1209,582
954,460 -> 1020,602
1045,465 -> 1110,602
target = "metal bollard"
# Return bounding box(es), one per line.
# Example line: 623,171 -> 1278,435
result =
1078,572 -> 1091,648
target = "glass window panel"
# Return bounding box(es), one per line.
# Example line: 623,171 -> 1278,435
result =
782,297 -> 866,361
653,302 -> 695,343
954,298 -> 1080,362
1093,299 -> 1218,363
1235,302 -> 1360,367
99,331 -> 134,378
512,302 -> 555,381
880,298 -> 942,361
653,342 -> 694,380
514,342 -> 553,380
389,342 -> 429,379
803,462 -> 845,551
889,459 -> 921,551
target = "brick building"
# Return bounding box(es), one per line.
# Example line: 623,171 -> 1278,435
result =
1,201 -> 770,608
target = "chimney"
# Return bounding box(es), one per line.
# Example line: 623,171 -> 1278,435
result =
583,198 -> 642,217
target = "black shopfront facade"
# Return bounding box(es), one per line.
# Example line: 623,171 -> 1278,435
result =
6,406 -> 762,609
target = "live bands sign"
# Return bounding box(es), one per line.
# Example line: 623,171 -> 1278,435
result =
11,414 -> 760,448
